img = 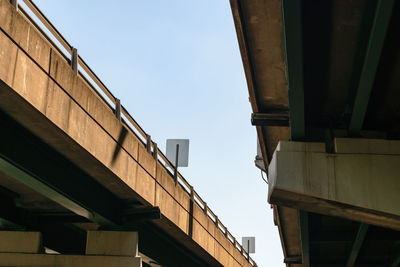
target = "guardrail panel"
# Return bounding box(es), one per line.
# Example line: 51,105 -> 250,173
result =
155,163 -> 190,233
192,204 -> 215,256
0,30 -> 18,86
137,143 -> 156,178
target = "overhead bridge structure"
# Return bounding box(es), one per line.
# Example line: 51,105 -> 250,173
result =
0,0 -> 257,266
231,0 -> 400,266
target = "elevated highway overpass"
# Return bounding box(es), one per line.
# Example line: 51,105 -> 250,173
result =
230,0 -> 400,266
0,0 -> 258,266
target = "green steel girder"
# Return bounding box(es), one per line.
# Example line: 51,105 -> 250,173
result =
346,223 -> 369,267
299,210 -> 310,267
348,0 -> 395,135
282,0 -> 305,140
0,111 -> 120,226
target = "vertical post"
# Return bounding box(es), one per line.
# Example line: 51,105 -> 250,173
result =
215,215 -> 218,226
173,144 -> 179,186
146,135 -> 151,153
203,202 -> 207,214
152,142 -> 157,160
10,0 -> 18,10
115,98 -> 121,121
71,47 -> 78,74
188,186 -> 194,237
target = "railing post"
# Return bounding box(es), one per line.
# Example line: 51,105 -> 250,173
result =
146,135 -> 151,153
215,215 -> 218,226
10,0 -> 18,10
114,98 -> 121,121
71,47 -> 78,74
152,142 -> 157,160
203,202 -> 207,214
188,186 -> 194,237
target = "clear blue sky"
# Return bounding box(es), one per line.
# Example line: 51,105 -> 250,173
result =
25,1 -> 284,266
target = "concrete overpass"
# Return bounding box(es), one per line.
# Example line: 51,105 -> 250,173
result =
231,0 -> 400,266
0,0 -> 258,266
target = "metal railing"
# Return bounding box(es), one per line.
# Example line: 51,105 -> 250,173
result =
11,0 -> 256,265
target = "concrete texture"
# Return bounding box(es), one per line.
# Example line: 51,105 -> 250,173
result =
0,231 -> 141,267
0,253 -> 142,267
0,231 -> 42,253
269,140 -> 400,231
86,231 -> 139,257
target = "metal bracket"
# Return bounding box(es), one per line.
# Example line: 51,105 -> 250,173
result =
152,142 -> 157,160
121,206 -> 161,224
251,112 -> 289,126
114,98 -> 121,121
71,47 -> 78,74
146,135 -> 151,153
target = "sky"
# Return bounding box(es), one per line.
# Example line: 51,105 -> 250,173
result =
24,1 -> 284,266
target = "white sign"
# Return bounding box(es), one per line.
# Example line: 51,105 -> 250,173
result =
166,139 -> 189,167
242,237 -> 255,254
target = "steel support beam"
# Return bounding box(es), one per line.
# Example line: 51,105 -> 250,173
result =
251,112 -> 289,127
346,223 -> 369,267
282,0 -> 305,140
390,254 -> 400,267
348,0 -> 395,135
0,156 -> 116,226
299,210 -> 310,267
0,111 -> 120,226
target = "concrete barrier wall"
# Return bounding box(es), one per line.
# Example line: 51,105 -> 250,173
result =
0,1 -> 254,266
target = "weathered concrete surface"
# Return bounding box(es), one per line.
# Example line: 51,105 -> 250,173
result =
0,1 -> 252,266
0,253 -> 142,267
269,140 -> 400,231
0,231 -> 142,267
0,231 -> 42,253
86,231 -> 139,257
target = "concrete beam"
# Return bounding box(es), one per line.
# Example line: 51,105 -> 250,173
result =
0,231 -> 42,253
86,231 -> 138,257
268,139 -> 400,230
0,253 -> 142,267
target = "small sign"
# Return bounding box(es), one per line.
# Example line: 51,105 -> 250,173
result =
166,139 -> 189,167
242,237 -> 255,254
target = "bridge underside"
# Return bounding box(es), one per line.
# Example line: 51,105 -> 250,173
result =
0,93 -> 207,267
231,0 -> 400,266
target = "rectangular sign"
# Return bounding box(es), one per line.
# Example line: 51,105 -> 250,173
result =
166,139 -> 189,167
242,237 -> 255,254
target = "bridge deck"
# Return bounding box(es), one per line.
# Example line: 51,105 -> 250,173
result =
0,0 -> 256,266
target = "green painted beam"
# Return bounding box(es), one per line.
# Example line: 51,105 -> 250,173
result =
390,254 -> 400,267
0,111 -> 120,227
0,156 -> 115,226
299,211 -> 310,267
348,0 -> 395,135
282,0 -> 305,140
346,223 -> 369,267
